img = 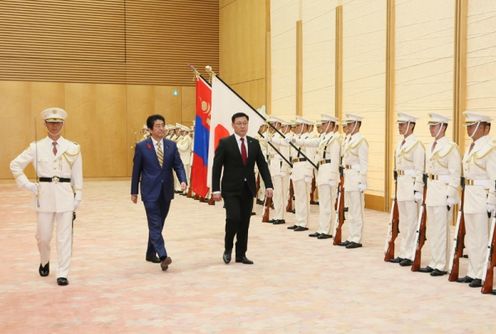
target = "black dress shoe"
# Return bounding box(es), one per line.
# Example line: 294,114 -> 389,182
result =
399,259 -> 413,267
338,240 -> 350,247
57,277 -> 69,286
418,266 -> 434,273
388,257 -> 404,263
469,278 -> 482,288
308,232 -> 320,237
235,256 -> 254,264
160,257 -> 172,271
294,226 -> 309,231
223,251 -> 231,264
317,234 -> 332,239
430,269 -> 447,277
145,255 -> 160,263
287,225 -> 298,230
273,219 -> 286,225
256,199 -> 264,205
39,263 -> 49,277
456,275 -> 473,283
269,219 -> 277,223
346,242 -> 363,249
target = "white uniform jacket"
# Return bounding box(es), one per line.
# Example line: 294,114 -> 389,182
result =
425,137 -> 461,207
291,133 -> 314,182
177,135 -> 193,165
300,132 -> 341,186
462,135 -> 496,214
395,135 -> 425,201
10,136 -> 83,213
268,133 -> 292,177
342,132 -> 368,192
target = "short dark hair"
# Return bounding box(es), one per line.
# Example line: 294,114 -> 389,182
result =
231,112 -> 249,123
146,114 -> 165,129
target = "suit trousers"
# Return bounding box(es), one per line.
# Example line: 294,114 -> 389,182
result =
345,191 -> 364,243
272,173 -> 289,220
398,200 -> 419,260
37,211 -> 73,278
318,184 -> 337,234
294,178 -> 311,227
223,183 -> 254,257
464,213 -> 490,279
426,206 -> 450,271
143,190 -> 171,260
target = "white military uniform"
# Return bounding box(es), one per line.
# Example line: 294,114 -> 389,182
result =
342,115 -> 368,244
425,114 -> 461,272
291,118 -> 315,228
395,113 -> 425,261
256,130 -> 269,202
10,108 -> 83,279
462,112 -> 496,280
177,126 -> 193,187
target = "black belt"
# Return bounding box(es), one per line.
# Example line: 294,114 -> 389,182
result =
39,177 -> 71,183
319,159 -> 332,166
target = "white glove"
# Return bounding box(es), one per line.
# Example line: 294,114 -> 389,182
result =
446,196 -> 458,208
358,183 -> 366,192
25,182 -> 38,194
414,191 -> 423,203
74,199 -> 81,210
487,203 -> 496,216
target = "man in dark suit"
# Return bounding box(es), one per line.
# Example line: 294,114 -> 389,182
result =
212,112 -> 273,265
131,114 -> 187,271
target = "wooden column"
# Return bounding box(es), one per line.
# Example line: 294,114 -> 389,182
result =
335,6 -> 343,122
453,0 -> 468,151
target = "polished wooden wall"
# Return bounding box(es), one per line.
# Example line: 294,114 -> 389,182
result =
0,0 -> 217,179
219,0 -> 267,109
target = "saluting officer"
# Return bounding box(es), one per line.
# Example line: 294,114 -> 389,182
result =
10,107 -> 83,286
418,113 -> 461,276
457,111 -> 496,288
339,114 -> 368,248
177,124 -> 193,194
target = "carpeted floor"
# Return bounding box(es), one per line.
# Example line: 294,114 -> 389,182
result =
0,180 -> 494,334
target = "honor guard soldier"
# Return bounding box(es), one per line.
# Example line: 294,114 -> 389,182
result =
255,122 -> 270,205
418,113 -> 461,276
287,117 -> 315,231
307,114 -> 341,239
339,114 -> 368,248
390,112 -> 425,265
10,107 -> 83,286
457,111 -> 496,288
177,124 -> 193,193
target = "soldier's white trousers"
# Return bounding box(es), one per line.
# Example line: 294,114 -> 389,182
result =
345,191 -> 364,243
398,200 -> 419,260
426,206 -> 450,271
318,184 -> 337,234
294,179 -> 311,227
464,213 -> 490,279
272,174 -> 289,220
37,211 -> 73,278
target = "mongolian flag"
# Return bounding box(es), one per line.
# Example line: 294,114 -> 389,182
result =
191,75 -> 211,197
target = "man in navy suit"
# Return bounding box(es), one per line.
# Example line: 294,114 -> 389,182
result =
131,114 -> 187,271
212,112 -> 273,265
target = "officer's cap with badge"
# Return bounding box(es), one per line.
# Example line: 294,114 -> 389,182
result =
267,116 -> 284,124
343,113 -> 363,124
428,113 -> 451,125
42,107 -> 67,123
396,112 -> 417,124
295,116 -> 314,125
321,114 -> 337,123
464,111 -> 492,125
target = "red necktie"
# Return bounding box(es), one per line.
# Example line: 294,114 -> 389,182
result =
52,142 -> 58,155
240,137 -> 247,166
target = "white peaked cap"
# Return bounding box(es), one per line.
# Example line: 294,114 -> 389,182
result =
321,114 -> 337,123
396,112 -> 417,123
464,110 -> 492,124
295,117 -> 314,125
428,113 -> 451,124
267,115 -> 284,123
41,107 -> 67,122
344,113 -> 363,123
179,124 -> 190,132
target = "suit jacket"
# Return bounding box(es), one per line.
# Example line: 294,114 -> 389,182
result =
131,138 -> 187,202
212,134 -> 273,197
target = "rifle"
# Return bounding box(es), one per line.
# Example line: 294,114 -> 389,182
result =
333,164 -> 347,245
481,181 -> 496,294
384,171 -> 400,262
411,173 -> 428,271
310,174 -> 318,205
262,197 -> 273,223
286,180 -> 294,212
256,173 -> 261,198
448,177 -> 466,282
